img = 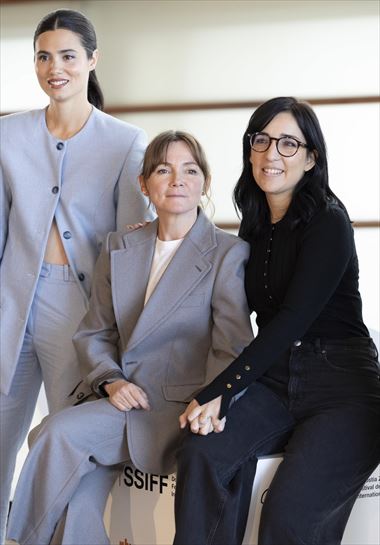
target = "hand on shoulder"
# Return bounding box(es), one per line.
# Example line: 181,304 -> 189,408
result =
125,221 -> 151,231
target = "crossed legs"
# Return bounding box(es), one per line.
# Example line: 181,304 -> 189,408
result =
7,398 -> 128,545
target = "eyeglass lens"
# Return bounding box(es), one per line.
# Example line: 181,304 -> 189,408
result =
251,133 -> 300,157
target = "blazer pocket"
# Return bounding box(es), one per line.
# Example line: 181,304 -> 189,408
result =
162,383 -> 203,403
179,293 -> 205,307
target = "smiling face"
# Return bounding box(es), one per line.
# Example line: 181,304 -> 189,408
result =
140,141 -> 206,223
250,111 -> 316,209
34,28 -> 98,104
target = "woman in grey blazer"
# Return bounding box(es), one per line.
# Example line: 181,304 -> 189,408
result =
7,130 -> 253,545
0,9 -> 152,543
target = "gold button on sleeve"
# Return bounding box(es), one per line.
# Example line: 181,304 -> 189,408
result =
226,383 -> 232,389
236,374 -> 241,379
244,365 -> 251,371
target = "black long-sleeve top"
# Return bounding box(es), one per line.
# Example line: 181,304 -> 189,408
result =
196,204 -> 369,416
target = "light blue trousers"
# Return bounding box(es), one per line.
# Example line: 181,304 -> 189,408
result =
7,399 -> 128,545
0,263 -> 87,544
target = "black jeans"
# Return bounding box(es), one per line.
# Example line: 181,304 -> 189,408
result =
173,337 -> 380,545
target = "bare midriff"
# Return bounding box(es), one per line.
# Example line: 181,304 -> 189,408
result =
44,219 -> 69,265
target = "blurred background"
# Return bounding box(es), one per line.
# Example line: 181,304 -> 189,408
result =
1,0 -> 379,331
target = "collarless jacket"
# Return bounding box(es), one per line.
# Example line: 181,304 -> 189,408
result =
0,107 -> 152,394
73,210 -> 253,475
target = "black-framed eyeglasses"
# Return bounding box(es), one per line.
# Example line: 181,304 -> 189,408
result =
248,132 -> 308,157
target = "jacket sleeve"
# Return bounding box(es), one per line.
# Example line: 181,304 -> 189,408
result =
196,207 -> 354,416
115,127 -> 155,229
196,238 -> 254,403
73,232 -> 125,395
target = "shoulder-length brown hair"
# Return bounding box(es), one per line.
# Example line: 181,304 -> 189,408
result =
141,131 -> 212,208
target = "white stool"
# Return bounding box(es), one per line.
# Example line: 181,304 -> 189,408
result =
105,459 -> 380,545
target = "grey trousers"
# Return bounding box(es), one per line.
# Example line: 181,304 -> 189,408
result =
0,263 -> 87,544
7,398 -> 129,545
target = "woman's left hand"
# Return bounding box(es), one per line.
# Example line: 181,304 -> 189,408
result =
179,397 -> 226,435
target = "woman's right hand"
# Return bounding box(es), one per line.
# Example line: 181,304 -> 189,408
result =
125,221 -> 150,231
179,397 -> 226,435
105,379 -> 150,412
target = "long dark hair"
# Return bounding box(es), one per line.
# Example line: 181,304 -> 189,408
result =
234,97 -> 345,239
33,9 -> 104,110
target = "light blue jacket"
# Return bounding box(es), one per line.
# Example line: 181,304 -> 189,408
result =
74,210 -> 254,474
0,107 -> 152,394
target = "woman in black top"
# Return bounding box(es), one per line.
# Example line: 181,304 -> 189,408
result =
173,97 -> 380,545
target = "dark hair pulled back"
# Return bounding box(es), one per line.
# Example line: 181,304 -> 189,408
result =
33,9 -> 104,110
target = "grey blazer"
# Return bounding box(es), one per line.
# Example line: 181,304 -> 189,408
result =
73,210 -> 254,475
0,107 -> 152,394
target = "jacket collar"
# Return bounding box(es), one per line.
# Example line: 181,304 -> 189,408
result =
112,209 -> 217,351
121,208 -> 216,255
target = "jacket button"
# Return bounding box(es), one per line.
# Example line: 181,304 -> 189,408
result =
78,273 -> 85,281
294,340 -> 302,347
52,186 -> 59,194
56,142 -> 64,150
63,231 -> 72,239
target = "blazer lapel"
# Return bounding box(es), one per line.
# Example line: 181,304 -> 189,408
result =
126,210 -> 217,351
110,220 -> 158,347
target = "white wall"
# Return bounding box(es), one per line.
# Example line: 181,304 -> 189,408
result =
2,1 -> 379,106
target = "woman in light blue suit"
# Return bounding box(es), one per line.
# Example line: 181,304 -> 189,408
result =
0,9 -> 152,542
7,130 -> 253,545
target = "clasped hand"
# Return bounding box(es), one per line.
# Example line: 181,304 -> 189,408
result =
105,379 -> 150,412
105,380 -> 225,436
179,396 -> 226,435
